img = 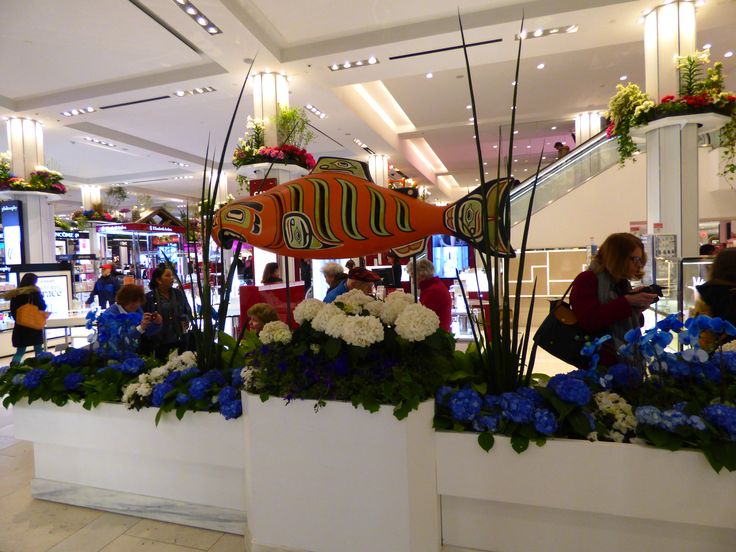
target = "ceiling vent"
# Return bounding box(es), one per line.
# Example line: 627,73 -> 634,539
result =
99,96 -> 171,110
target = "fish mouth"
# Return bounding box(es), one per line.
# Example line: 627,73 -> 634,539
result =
218,229 -> 247,249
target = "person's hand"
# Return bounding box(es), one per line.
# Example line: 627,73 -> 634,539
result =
625,291 -> 659,309
150,312 -> 163,325
141,312 -> 152,330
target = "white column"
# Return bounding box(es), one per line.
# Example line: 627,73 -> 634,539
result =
574,112 -> 603,144
4,117 -> 55,263
252,72 -> 289,146
642,1 -> 699,258
368,154 -> 390,186
81,185 -> 102,210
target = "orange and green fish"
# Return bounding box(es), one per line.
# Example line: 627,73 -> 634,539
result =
212,169 -> 515,259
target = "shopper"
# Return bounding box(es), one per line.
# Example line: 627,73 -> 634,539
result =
570,233 -> 659,366
554,141 -> 571,159
97,284 -> 160,359
85,263 -> 121,309
300,259 -> 313,294
385,250 -> 403,288
405,259 -> 452,332
322,262 -> 348,303
141,266 -> 193,360
261,262 -> 282,285
346,267 -> 381,297
692,248 -> 736,332
247,303 -> 279,334
4,273 -> 47,366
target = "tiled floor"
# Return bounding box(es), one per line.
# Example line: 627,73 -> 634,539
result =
0,348 -> 569,552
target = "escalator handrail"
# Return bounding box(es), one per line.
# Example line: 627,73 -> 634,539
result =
509,130 -> 615,202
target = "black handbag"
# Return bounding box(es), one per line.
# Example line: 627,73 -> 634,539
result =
533,282 -> 589,368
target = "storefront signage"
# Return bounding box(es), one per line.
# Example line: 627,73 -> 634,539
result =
1,200 -> 24,265
35,275 -> 70,316
249,178 -> 277,195
95,223 -> 185,234
55,231 -> 81,240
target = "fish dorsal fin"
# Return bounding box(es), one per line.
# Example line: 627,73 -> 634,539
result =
310,157 -> 373,182
392,187 -> 420,199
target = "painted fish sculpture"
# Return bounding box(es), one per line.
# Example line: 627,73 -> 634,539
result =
213,166 -> 516,259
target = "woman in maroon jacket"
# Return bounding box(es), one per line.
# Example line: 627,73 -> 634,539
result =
406,258 -> 452,333
570,233 -> 659,366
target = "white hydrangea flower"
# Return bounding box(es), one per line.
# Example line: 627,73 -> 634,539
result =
149,366 -> 169,382
241,365 -> 256,387
178,350 -> 197,369
138,373 -> 150,384
122,382 -> 140,406
341,315 -> 385,347
324,313 -> 348,339
380,301 -> 406,325
312,303 -> 342,333
293,298 -> 325,325
259,320 -> 292,344
394,303 -> 439,342
385,291 -> 414,305
364,300 -> 384,318
137,383 -> 152,397
594,391 -> 637,439
335,289 -> 374,308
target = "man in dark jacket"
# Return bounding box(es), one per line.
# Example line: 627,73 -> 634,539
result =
86,264 -> 121,309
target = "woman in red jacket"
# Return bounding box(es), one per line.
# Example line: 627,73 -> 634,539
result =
406,258 -> 452,333
570,233 -> 659,366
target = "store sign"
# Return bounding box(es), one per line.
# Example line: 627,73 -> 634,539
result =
35,275 -> 70,315
249,178 -> 277,195
96,223 -> 185,234
1,200 -> 24,265
55,231 -> 81,240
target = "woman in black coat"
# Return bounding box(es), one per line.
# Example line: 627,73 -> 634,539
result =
140,266 -> 193,360
5,273 -> 47,366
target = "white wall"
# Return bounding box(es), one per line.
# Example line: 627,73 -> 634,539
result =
513,148 -> 736,248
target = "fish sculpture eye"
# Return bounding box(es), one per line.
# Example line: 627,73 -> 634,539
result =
283,213 -> 314,250
458,198 -> 482,239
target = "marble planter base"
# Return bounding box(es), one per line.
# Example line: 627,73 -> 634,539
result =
13,401 -> 246,534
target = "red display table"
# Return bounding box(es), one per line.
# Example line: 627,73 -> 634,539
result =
239,282 -> 306,333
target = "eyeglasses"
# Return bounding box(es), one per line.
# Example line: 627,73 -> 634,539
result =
629,256 -> 644,265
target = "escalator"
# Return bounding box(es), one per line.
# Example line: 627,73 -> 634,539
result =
509,131 -> 621,226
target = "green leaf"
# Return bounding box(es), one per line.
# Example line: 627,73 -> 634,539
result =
568,411 -> 593,437
324,338 -> 340,360
510,434 -> 529,454
154,408 -> 163,426
478,431 -> 495,452
471,382 -> 487,395
218,331 -> 237,350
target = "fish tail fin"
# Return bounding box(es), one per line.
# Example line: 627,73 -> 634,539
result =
443,177 -> 516,257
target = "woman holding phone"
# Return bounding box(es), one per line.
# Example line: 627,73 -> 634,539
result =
141,266 -> 193,360
96,284 -> 160,359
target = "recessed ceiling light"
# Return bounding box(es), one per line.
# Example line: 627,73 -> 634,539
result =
726,51 -> 734,58
512,81 -> 516,86
62,105 -> 97,117
305,104 -> 327,119
174,1 -> 222,34
172,86 -> 216,97
566,25 -> 578,33
533,29 -> 543,37
519,31 -> 527,40
527,145 -> 531,149
483,162 -> 488,165
493,145 -> 498,149
344,61 -> 351,68
537,63 -> 545,69
469,117 -> 474,122
703,43 -> 712,49
514,159 -> 518,162
331,64 -> 339,71
426,72 -> 433,79
516,25 -> 577,41
551,126 -> 557,130
368,56 -> 377,65
83,137 -> 117,148
473,135 -> 476,139
619,75 -> 628,81
513,130 -> 519,134
549,28 -> 559,34
466,105 -> 472,109
542,156 -> 546,160
329,57 -> 379,71
355,61 -> 363,66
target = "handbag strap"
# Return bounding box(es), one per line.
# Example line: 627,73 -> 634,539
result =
560,281 -> 575,302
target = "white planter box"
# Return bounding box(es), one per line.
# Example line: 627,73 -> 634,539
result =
236,162 -> 308,184
13,401 -> 245,534
242,393 -> 440,552
436,432 -> 736,552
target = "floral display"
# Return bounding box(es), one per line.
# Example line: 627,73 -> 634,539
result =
437,313 -> 736,472
606,50 -> 736,174
244,291 -> 455,419
231,111 -> 316,170
0,155 -> 68,195
71,205 -> 123,228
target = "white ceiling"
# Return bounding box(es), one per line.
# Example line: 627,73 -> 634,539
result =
1,0 -> 735,212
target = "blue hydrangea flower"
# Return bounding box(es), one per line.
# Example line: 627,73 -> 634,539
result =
665,359 -> 691,380
500,392 -> 535,424
36,352 -> 54,362
22,368 -> 47,389
189,377 -> 211,401
220,399 -> 242,420
11,374 -> 24,385
607,363 -> 643,390
688,415 -> 707,431
702,404 -> 736,437
710,352 -> 736,376
152,382 -> 174,407
673,401 -> 688,412
202,370 -> 226,386
436,385 -> 453,405
175,393 -> 190,405
63,372 -> 84,391
472,414 -> 499,433
660,409 -> 689,431
121,356 -> 145,374
231,368 -> 244,388
218,386 -> 239,405
533,408 -> 558,436
551,377 -> 591,406
516,386 -> 544,408
448,388 -> 482,422
635,405 -> 663,427
483,394 -> 502,411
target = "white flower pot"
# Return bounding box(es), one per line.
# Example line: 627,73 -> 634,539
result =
242,392 -> 440,552
436,432 -> 736,552
12,401 -> 245,534
236,162 -> 309,184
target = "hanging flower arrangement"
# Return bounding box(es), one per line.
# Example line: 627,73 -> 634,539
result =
0,155 -> 68,194
606,50 -> 736,176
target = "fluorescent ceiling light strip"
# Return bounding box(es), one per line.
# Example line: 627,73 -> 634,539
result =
354,84 -> 398,133
407,139 -> 446,174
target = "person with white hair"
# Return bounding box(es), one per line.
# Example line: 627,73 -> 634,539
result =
406,258 -> 452,332
322,262 -> 348,303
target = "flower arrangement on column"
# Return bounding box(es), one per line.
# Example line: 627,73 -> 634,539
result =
71,203 -> 123,228
231,108 -> 317,171
0,153 -> 68,194
605,49 -> 736,174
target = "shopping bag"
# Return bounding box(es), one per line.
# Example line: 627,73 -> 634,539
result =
533,283 -> 588,367
16,301 -> 50,330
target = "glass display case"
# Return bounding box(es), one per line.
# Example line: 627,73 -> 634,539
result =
641,234 -> 679,321
679,256 -> 715,318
